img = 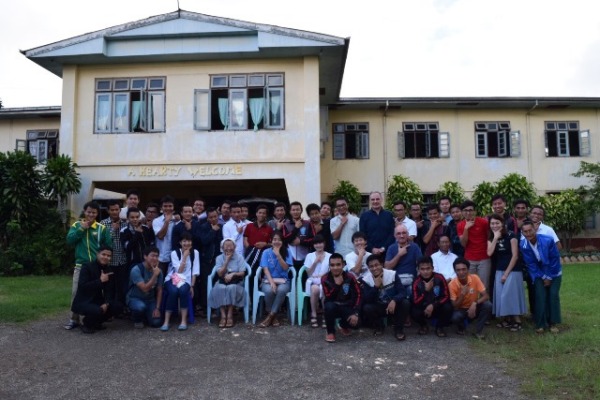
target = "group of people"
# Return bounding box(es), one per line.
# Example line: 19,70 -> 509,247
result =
64,189 -> 563,341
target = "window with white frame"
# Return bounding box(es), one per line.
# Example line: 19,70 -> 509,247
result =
332,123 -> 369,159
544,121 -> 590,157
194,73 -> 284,131
15,130 -> 59,163
398,122 -> 449,158
94,77 -> 165,134
474,121 -> 520,158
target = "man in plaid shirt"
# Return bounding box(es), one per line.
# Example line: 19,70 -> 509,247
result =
101,199 -> 128,306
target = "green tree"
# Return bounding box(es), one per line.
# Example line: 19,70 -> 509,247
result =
573,161 -> 600,212
385,175 -> 422,210
435,181 -> 466,205
538,189 -> 587,252
330,180 -> 362,215
42,155 -> 82,227
495,173 -> 538,210
471,181 -> 497,216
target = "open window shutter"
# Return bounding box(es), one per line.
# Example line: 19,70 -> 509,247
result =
358,131 -> 369,159
15,139 -> 26,152
139,90 -> 147,132
476,132 -> 487,157
333,134 -> 345,159
425,131 -> 431,157
194,89 -> 210,130
498,131 -> 508,157
510,131 -> 521,157
438,132 -> 450,158
397,131 -> 405,158
558,131 -> 569,156
579,130 -> 591,156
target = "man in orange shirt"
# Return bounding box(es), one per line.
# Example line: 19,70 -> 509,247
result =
449,257 -> 492,339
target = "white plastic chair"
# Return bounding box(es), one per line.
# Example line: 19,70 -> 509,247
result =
252,266 -> 296,325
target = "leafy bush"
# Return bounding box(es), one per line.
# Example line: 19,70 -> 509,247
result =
330,180 -> 363,215
471,181 -> 497,216
435,181 -> 466,205
538,189 -> 587,251
386,175 -> 422,209
496,173 -> 538,209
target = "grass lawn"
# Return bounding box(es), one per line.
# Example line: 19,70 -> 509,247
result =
0,275 -> 71,323
472,263 -> 600,400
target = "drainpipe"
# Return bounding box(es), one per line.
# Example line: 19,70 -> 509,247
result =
382,100 -> 389,193
525,100 -> 538,184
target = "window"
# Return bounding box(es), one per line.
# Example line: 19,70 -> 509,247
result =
332,123 -> 369,159
196,73 -> 285,131
398,122 -> 449,158
94,77 -> 165,134
16,130 -> 59,163
544,121 -> 590,157
474,121 -> 520,158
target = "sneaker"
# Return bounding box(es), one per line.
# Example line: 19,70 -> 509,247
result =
339,327 -> 352,336
64,320 -> 79,330
160,325 -> 169,332
325,333 -> 336,343
178,324 -> 188,331
134,322 -> 144,329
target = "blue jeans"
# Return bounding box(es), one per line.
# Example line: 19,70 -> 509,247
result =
164,280 -> 191,313
128,297 -> 161,327
261,281 -> 290,314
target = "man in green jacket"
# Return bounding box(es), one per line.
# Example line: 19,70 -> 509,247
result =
64,201 -> 112,330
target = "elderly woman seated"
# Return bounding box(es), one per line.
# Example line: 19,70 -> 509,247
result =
208,238 -> 249,328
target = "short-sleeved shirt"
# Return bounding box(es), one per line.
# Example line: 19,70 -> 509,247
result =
329,214 -> 360,257
385,243 -> 422,276
344,250 -> 372,278
449,274 -> 486,309
152,215 -> 176,262
457,217 -> 489,261
537,223 -> 560,243
165,249 -> 200,284
244,222 -> 273,247
128,263 -> 164,301
260,248 -> 293,281
431,250 -> 457,281
492,232 -> 520,272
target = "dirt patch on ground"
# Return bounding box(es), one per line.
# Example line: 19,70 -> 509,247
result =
0,316 -> 527,400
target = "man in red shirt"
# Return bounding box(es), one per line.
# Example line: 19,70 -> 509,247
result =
244,204 -> 273,271
457,200 -> 491,291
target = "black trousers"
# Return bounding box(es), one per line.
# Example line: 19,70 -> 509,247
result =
411,302 -> 453,328
362,299 -> 409,333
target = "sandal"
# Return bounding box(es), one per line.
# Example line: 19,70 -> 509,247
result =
435,328 -> 447,338
64,320 -> 80,330
272,316 -> 281,327
496,320 -> 512,329
218,318 -> 226,328
310,317 -> 319,328
225,317 -> 234,328
535,327 -> 545,334
509,323 -> 522,332
395,332 -> 406,341
258,313 -> 274,328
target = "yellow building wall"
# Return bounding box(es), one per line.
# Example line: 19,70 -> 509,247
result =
0,118 -> 60,153
322,107 -> 600,197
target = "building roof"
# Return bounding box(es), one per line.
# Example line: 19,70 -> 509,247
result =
22,10 -> 349,104
0,106 -> 61,120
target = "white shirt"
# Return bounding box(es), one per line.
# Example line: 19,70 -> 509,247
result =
397,217 -> 417,237
166,249 -> 200,285
152,214 -> 176,262
344,250 -> 371,278
120,207 -> 145,221
223,219 -> 247,256
537,223 -> 560,243
431,250 -> 457,281
330,213 -> 360,257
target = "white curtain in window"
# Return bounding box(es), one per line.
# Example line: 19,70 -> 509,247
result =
97,98 -> 110,130
249,98 -> 264,131
131,101 -> 141,130
218,98 -> 229,130
115,97 -> 128,130
149,94 -> 164,130
270,92 -> 281,125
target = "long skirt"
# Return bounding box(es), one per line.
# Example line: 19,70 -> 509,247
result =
493,270 -> 527,317
209,282 -> 246,308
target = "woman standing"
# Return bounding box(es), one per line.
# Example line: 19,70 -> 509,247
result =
258,230 -> 293,328
208,238 -> 249,328
487,214 -> 526,331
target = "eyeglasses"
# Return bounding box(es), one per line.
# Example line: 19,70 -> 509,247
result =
462,208 -> 475,212
335,204 -> 347,208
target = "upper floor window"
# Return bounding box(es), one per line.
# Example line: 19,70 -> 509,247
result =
398,122 -> 449,158
194,73 -> 284,131
94,77 -> 165,134
544,121 -> 590,157
475,121 -> 520,158
332,123 -> 369,160
15,130 -> 58,163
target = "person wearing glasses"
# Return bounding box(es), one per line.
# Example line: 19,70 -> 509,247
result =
329,197 -> 360,257
457,200 -> 491,291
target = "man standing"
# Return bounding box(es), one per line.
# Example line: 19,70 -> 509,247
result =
127,246 -> 163,328
529,205 -> 562,250
197,207 -> 223,316
360,255 -> 409,340
223,203 -> 248,257
121,207 -> 155,268
144,202 -> 160,229
283,201 -> 310,270
447,204 -> 465,257
100,199 -> 128,306
393,201 -> 417,240
422,205 -> 448,257
329,197 -> 360,257
320,202 -> 333,220
359,191 -> 395,255
490,194 -> 518,234
171,204 -> 200,251
438,196 -> 453,224
192,198 -> 207,222
519,221 -> 562,334
449,257 -> 492,339
65,201 -> 112,330
268,202 -> 288,231
513,199 -> 530,231
457,200 -> 491,291
244,204 -> 273,270
152,195 -> 177,276
305,203 -> 333,253
322,253 -> 361,343
410,202 -> 427,250
218,200 -> 232,226
71,246 -> 123,334
119,189 -> 145,221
